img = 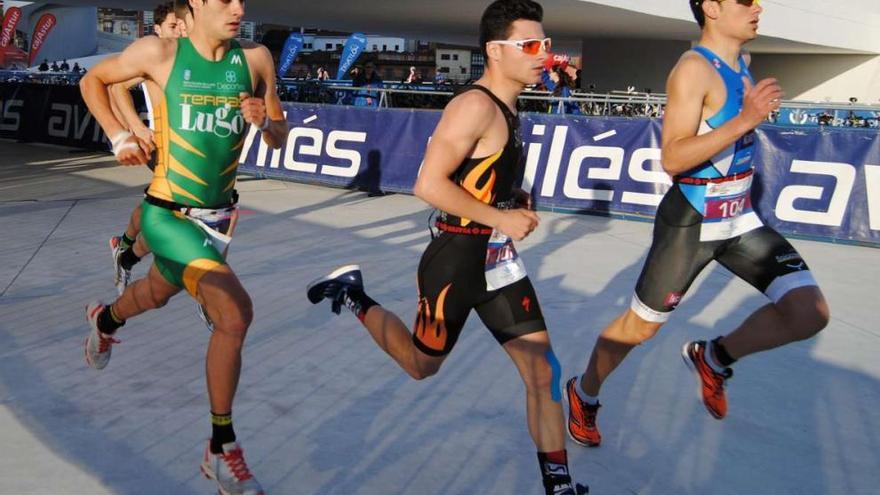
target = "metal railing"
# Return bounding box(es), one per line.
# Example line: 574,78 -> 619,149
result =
3,69 -> 878,127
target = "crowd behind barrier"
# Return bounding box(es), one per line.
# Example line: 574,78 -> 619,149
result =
2,69 -> 877,127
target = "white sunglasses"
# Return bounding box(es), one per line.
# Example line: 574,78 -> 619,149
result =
487,37 -> 552,55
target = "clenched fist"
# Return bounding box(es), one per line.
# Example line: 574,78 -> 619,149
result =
239,92 -> 268,129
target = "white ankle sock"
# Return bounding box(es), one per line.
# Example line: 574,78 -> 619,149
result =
575,376 -> 599,405
706,341 -> 728,374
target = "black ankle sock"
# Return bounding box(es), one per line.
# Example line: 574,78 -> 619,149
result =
119,247 -> 142,270
711,337 -> 737,367
210,412 -> 236,454
120,233 -> 135,249
538,450 -> 572,494
97,306 -> 125,335
343,287 -> 378,322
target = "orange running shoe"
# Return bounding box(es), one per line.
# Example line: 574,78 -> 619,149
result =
682,340 -> 733,420
565,377 -> 602,447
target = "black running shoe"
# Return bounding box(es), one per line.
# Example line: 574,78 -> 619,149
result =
307,265 -> 363,314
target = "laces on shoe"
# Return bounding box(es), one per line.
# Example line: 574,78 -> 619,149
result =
221,449 -> 253,481
583,403 -> 600,429
710,367 -> 733,393
97,333 -> 120,353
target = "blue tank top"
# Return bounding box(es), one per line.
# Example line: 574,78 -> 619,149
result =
678,45 -> 756,212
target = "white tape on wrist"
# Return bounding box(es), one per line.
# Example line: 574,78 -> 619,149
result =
110,131 -> 136,157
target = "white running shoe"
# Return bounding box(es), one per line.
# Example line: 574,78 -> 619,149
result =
196,302 -> 214,332
109,236 -> 131,295
84,302 -> 119,370
200,441 -> 264,495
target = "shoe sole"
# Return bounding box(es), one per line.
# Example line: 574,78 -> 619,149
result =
306,264 -> 361,303
681,342 -> 724,420
563,383 -> 600,448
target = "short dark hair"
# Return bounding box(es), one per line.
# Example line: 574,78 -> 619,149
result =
154,2 -> 174,26
182,0 -> 205,16
690,0 -> 708,28
173,0 -> 190,20
479,0 -> 544,58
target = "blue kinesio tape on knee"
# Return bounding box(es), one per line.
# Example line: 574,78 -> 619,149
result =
545,349 -> 562,402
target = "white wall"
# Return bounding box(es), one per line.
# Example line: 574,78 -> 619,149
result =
436,48 -> 471,82
587,0 -> 880,54
21,5 -> 97,64
303,35 -> 405,53
751,53 -> 880,104
580,38 -> 690,92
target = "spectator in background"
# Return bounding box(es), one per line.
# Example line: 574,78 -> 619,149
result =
350,65 -> 365,86
316,66 -> 329,81
405,66 -> 422,84
363,62 -> 383,86
60,60 -> 70,72
38,59 -> 50,72
73,62 -> 82,73
50,61 -> 60,72
352,62 -> 383,107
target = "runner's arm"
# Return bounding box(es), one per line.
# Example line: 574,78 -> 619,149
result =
414,91 -> 538,240
248,44 -> 288,149
80,38 -> 163,142
661,55 -> 754,176
109,77 -> 154,151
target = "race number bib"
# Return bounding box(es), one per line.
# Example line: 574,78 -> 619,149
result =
485,229 -> 527,291
700,172 -> 762,241
187,207 -> 235,253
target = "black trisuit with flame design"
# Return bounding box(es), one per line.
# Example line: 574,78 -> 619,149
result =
413,85 -> 547,357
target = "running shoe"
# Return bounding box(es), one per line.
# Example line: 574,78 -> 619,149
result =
682,340 -> 733,419
565,377 -> 602,447
307,264 -> 363,315
200,441 -> 264,495
196,302 -> 214,332
84,301 -> 119,370
109,236 -> 131,295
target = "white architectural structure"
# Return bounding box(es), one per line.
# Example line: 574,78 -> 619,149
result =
33,0 -> 880,102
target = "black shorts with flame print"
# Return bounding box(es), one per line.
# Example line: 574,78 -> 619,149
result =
413,231 -> 547,357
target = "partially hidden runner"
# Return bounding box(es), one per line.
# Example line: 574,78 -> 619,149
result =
79,0 -> 288,493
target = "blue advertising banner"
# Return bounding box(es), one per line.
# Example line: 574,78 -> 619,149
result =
277,32 -> 304,78
238,103 -> 880,246
336,33 -> 367,80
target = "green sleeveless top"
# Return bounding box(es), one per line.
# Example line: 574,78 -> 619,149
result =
148,37 -> 253,207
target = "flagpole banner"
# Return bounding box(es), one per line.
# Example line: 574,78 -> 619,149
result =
0,6 -> 22,47
335,33 -> 367,80
277,32 -> 304,78
28,13 -> 56,66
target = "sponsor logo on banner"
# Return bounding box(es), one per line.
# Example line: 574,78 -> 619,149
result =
277,32 -> 304,78
0,7 -> 22,47
236,105 -> 878,245
0,96 -> 23,132
28,13 -> 57,66
336,33 -> 367,80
